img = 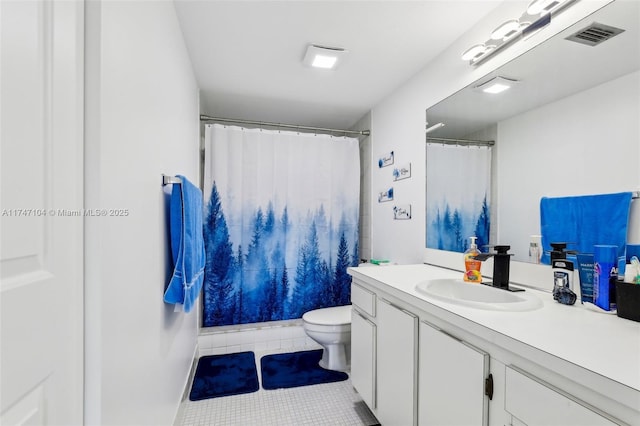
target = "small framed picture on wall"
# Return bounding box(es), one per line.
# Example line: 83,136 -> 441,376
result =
393,204 -> 412,220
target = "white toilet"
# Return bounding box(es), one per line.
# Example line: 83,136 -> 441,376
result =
302,305 -> 352,372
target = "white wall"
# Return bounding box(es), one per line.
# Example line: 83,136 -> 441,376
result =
369,0 -> 612,265
497,70 -> 640,261
352,112 -> 373,262
84,1 -> 200,425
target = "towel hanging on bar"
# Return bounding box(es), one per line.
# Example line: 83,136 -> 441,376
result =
163,174 -> 205,313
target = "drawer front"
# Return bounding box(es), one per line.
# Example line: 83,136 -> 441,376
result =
505,366 -> 618,426
351,282 -> 376,317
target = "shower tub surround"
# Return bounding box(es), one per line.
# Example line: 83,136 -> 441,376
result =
348,264 -> 640,426
198,321 -> 321,357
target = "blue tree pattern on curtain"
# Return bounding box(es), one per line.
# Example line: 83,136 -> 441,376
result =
203,183 -> 359,326
426,144 -> 492,253
202,125 -> 360,327
428,195 -> 490,252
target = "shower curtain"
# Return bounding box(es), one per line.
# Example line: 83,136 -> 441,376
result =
202,124 -> 360,327
426,143 -> 492,252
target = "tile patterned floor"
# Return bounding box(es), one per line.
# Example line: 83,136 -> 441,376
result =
178,349 -> 379,426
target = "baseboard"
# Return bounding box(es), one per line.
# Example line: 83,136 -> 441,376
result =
173,345 -> 199,426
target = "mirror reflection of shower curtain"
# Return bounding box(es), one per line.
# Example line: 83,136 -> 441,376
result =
426,144 -> 492,253
202,124 -> 360,327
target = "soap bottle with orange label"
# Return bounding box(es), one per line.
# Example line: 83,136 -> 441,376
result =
463,236 -> 482,283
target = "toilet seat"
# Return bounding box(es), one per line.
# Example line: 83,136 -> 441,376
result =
302,305 -> 351,326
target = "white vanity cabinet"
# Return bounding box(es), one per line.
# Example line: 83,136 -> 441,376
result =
350,283 -> 419,426
348,267 -> 637,426
349,265 -> 640,426
350,283 -> 377,411
419,321 -> 490,426
504,366 -> 618,426
376,298 -> 418,426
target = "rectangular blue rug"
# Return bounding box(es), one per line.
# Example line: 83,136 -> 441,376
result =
260,349 -> 349,390
189,351 -> 259,401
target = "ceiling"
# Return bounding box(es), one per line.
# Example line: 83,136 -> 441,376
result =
174,1 -> 502,131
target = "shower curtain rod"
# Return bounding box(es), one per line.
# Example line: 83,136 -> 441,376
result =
200,114 -> 371,137
426,136 -> 495,147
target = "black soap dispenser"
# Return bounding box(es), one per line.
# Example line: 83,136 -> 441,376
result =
550,242 -> 569,262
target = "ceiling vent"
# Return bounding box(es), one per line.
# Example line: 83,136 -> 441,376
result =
565,22 -> 625,47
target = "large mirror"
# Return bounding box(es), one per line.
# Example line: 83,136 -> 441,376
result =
426,0 -> 640,263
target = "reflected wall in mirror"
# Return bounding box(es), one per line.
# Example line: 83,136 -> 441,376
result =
426,0 -> 640,263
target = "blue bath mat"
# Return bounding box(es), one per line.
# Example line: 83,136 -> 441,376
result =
189,351 -> 259,401
260,349 -> 348,390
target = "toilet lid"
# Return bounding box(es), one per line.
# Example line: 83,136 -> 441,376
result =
302,305 -> 352,326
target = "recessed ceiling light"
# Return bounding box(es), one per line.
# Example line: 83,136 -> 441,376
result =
312,54 -> 337,69
475,76 -> 519,94
303,44 -> 346,70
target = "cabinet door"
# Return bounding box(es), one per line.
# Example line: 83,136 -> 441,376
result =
377,299 -> 418,426
351,309 -> 376,410
419,321 -> 489,426
505,366 -> 618,426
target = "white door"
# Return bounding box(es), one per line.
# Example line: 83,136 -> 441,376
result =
1,1 -> 84,424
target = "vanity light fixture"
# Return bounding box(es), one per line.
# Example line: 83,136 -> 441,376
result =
475,76 -> 519,94
462,0 -> 577,65
303,44 -> 346,70
491,20 -> 521,40
461,44 -> 487,61
527,0 -> 568,16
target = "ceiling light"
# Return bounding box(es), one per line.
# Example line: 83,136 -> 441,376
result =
491,20 -> 521,40
312,55 -> 337,69
519,21 -> 532,31
527,0 -> 566,16
303,44 -> 346,70
461,0 -> 576,65
475,76 -> 519,94
469,45 -> 497,64
461,44 -> 487,61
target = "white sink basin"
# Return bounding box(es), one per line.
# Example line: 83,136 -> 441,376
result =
414,278 -> 543,312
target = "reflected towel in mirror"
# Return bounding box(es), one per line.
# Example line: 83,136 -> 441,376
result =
540,192 -> 633,264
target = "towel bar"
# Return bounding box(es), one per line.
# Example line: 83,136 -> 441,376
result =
163,175 -> 182,185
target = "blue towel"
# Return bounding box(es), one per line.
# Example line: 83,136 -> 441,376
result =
540,192 -> 632,264
164,175 -> 205,313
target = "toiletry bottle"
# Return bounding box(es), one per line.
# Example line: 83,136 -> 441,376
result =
463,236 -> 482,283
594,245 -> 618,311
529,242 -> 540,264
529,235 -> 542,264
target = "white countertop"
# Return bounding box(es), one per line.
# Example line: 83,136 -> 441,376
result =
348,264 -> 640,396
